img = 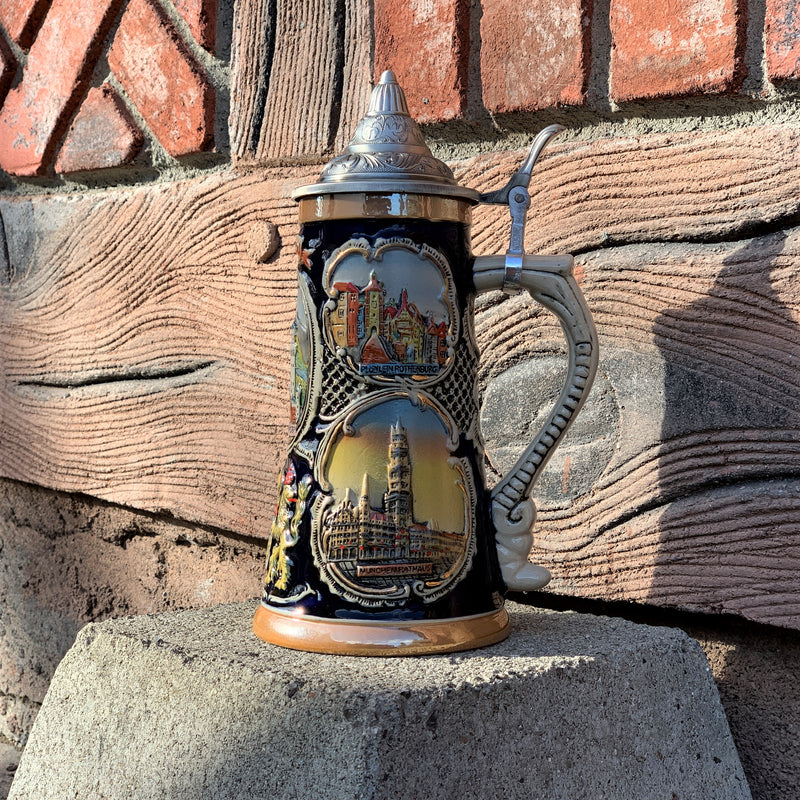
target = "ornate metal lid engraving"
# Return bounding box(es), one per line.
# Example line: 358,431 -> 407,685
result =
292,71 -> 479,203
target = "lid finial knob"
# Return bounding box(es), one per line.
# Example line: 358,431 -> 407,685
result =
291,70 -> 478,203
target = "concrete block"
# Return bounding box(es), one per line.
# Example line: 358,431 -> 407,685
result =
0,742 -> 21,800
9,601 -> 751,800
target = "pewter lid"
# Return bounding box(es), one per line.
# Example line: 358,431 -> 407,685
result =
292,71 -> 479,203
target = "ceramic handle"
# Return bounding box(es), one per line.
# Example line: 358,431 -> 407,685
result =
473,254 -> 598,591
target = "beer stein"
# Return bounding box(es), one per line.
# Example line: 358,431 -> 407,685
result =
253,71 -> 598,655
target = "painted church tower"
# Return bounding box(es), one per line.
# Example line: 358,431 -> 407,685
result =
362,269 -> 384,337
385,419 -> 412,528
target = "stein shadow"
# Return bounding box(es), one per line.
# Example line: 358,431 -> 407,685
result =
650,229 -> 800,799
650,229 -> 800,611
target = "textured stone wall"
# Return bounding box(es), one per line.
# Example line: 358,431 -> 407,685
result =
0,478 -> 263,747
1,1 -> 800,798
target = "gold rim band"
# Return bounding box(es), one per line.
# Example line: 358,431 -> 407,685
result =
253,604 -> 509,656
298,193 -> 472,223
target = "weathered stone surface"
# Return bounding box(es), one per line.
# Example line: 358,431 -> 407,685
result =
254,0 -> 367,159
0,743 -> 21,800
684,618 -> 800,800
0,478 -> 263,747
482,357 -> 619,506
108,0 -> 214,156
245,219 -> 281,263
174,0 -> 218,51
0,0 -> 123,176
0,168 -> 311,539
222,0 -> 373,160
481,0 -> 591,113
0,36 -> 14,106
461,125 -> 800,257
374,0 -> 469,122
0,0 -> 50,48
9,601 -> 751,800
334,0 -> 373,151
765,0 -> 800,82
479,229 -> 800,629
609,0 -> 745,102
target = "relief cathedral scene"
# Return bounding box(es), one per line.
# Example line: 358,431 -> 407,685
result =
323,419 -> 465,585
314,394 -> 476,604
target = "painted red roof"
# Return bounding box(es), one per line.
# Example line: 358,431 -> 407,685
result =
333,281 -> 360,293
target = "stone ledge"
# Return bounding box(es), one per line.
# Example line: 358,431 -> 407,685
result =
9,601 -> 752,800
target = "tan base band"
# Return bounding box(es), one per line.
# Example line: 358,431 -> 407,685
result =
253,604 -> 509,656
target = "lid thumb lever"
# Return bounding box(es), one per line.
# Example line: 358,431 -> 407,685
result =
477,124 -> 565,206
477,125 -> 565,294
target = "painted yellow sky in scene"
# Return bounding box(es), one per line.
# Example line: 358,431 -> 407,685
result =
323,397 -> 466,533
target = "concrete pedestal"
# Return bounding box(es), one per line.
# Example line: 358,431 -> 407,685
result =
9,601 -> 751,800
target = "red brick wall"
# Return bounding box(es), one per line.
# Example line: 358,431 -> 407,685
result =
0,0 -> 217,176
373,0 -> 793,120
2,0 -> 799,174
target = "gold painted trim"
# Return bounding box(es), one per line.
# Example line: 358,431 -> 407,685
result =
253,604 -> 509,656
298,193 -> 472,223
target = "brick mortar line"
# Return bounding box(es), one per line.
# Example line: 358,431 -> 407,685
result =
3,95 -> 800,194
0,0 -> 230,186
423,94 -> 800,161
35,0 -> 133,183
0,20 -> 26,73
3,0 -> 799,190
465,0 -> 494,128
105,72 -> 175,169
151,0 -> 231,89
0,0 -> 133,185
588,0 -> 614,113
743,0 -> 769,96
150,0 -> 232,154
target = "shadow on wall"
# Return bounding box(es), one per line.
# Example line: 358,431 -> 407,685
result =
651,230 -> 800,800
651,230 -> 800,614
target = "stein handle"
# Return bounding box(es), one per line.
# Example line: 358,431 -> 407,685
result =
472,253 -> 598,591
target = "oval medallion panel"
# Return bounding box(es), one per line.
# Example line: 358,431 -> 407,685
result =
312,392 -> 476,607
322,238 -> 459,386
288,273 -> 322,459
